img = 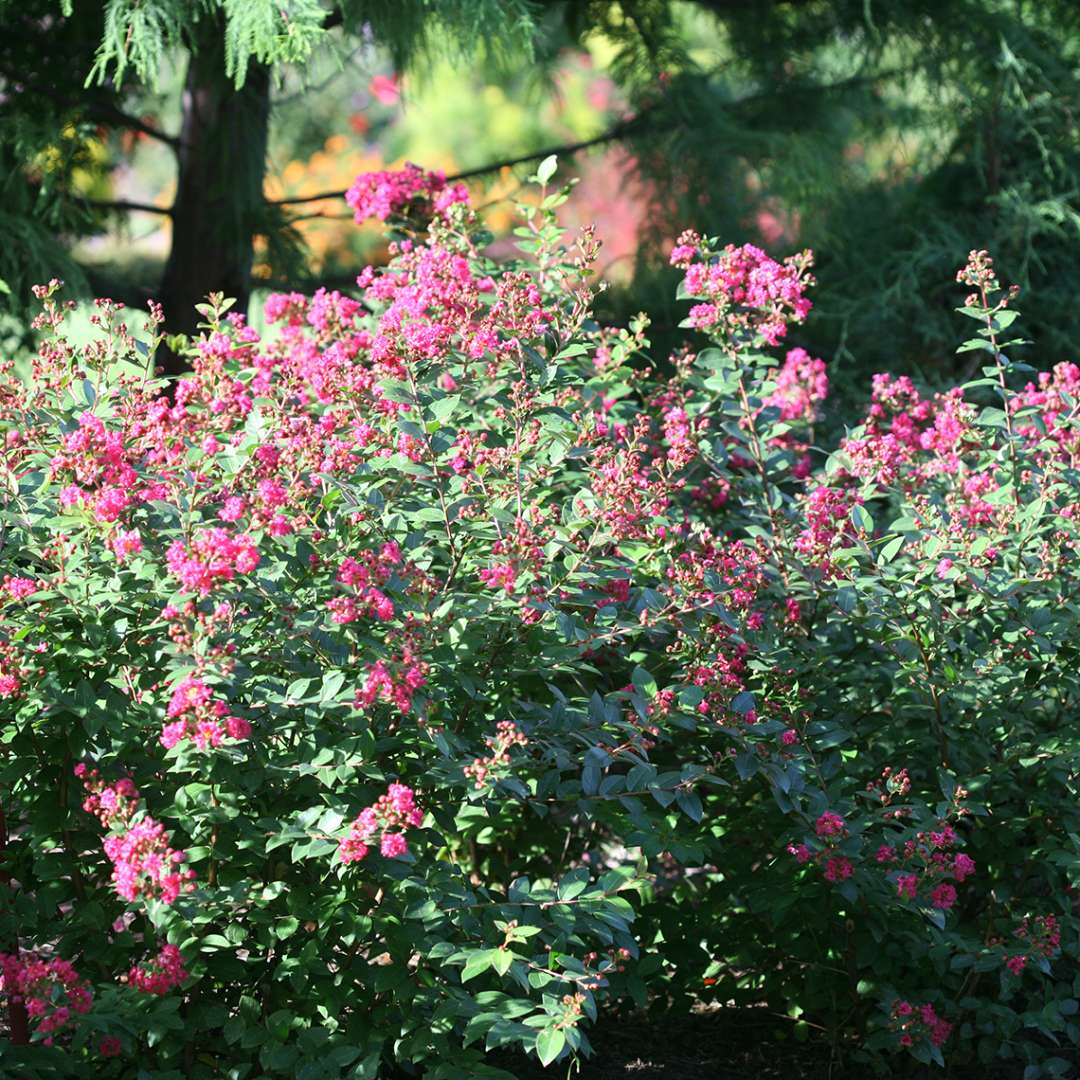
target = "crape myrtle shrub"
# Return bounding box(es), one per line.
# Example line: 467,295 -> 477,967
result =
0,158 -> 1078,1079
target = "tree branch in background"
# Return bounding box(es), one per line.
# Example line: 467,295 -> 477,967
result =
286,210 -> 354,223
265,67 -> 896,212
79,197 -> 174,217
86,102 -> 180,150
12,80 -> 180,150
270,112 -> 653,208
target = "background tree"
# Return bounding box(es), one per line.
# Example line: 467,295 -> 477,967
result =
623,0 -> 1080,395
0,1 -> 551,371
3,0 -> 1080,384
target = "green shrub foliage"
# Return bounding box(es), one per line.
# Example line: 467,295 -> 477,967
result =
0,164 -> 1077,1077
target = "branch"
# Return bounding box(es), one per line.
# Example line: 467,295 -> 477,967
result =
79,197 -> 174,217
88,102 -> 180,149
270,112 -> 651,208
11,80 -> 179,149
286,210 -> 354,223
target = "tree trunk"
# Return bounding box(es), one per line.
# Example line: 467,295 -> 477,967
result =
158,18 -> 270,376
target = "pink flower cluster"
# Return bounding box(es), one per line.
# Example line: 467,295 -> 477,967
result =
49,410 -> 138,524
839,375 -> 985,497
766,347 -> 828,424
166,527 -> 259,595
0,951 -> 93,1045
479,562 -> 517,593
346,163 -> 469,224
890,999 -> 953,1049
815,811 -> 845,838
111,528 -> 143,563
671,233 -> 815,345
788,810 -> 853,883
100,1036 -> 122,1057
788,795 -> 978,907
663,403 -> 702,470
1005,913 -> 1061,975
328,542 -> 401,624
476,517 -> 549,599
78,766 -> 139,826
464,720 -> 529,788
160,674 -> 251,750
128,944 -> 188,995
339,782 -> 423,864
1012,361 -> 1080,460
884,821 -> 974,911
355,236 -> 551,373
3,575 -> 38,600
77,765 -> 196,906
793,485 -> 860,576
104,821 -> 195,906
355,641 -> 428,715
0,666 -> 21,697
819,812 -> 852,882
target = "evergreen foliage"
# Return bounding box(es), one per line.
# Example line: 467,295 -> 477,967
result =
612,0 -> 1080,384
2,1 -> 1080,382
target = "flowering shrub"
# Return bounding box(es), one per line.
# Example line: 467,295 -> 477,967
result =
345,161 -> 470,227
0,952 -> 93,1046
0,159 -> 1077,1077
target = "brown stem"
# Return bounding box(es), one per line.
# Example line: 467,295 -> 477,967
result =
405,366 -> 458,562
736,371 -> 791,588
79,197 -> 174,217
908,619 -> 950,768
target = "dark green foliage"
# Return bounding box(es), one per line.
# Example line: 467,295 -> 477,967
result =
607,0 -> 1080,387
4,1 -> 1080,388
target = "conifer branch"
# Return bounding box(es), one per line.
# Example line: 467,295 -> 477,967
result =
11,80 -> 179,149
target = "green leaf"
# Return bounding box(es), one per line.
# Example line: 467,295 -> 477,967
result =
850,505 -> 873,533
631,665 -> 657,698
325,1044 -> 362,1067
536,1027 -> 566,1066
976,406 -> 1007,428
320,670 -> 347,702
461,950 -> 494,983
676,790 -> 704,822
275,917 -> 300,940
878,535 -> 905,565
536,155 -> 558,185
731,691 -> 755,715
285,677 -> 313,702
431,395 -> 460,422
554,342 -> 589,360
557,876 -> 587,901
